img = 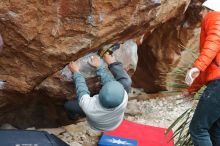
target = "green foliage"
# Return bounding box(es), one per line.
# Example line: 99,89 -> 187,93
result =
165,86 -> 205,146
165,45 -> 198,91
161,44 -> 206,145
165,108 -> 194,146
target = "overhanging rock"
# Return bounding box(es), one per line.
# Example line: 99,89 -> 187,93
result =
37,39 -> 138,99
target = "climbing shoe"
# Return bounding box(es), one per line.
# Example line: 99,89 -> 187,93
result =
98,43 -> 120,57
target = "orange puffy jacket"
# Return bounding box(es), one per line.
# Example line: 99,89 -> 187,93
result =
188,12 -> 220,93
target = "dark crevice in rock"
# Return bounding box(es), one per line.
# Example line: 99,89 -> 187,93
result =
132,0 -> 202,93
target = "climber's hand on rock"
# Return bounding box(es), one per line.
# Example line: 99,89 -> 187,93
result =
103,53 -> 115,65
88,56 -> 101,68
68,61 -> 80,72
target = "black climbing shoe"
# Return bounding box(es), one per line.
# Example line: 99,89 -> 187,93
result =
98,43 -> 120,57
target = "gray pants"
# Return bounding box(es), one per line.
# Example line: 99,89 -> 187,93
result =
64,62 -> 131,119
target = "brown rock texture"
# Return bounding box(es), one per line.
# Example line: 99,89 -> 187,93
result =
0,0 -> 193,127
36,39 -> 138,100
132,0 -> 203,92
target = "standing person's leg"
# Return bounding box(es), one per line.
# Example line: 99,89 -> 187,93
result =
103,54 -> 132,93
210,117 -> 220,146
64,99 -> 85,120
189,80 -> 220,146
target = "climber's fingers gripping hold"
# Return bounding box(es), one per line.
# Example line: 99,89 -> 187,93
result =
88,56 -> 101,68
68,61 -> 80,73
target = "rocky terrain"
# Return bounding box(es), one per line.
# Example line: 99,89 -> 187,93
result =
1,89 -> 193,146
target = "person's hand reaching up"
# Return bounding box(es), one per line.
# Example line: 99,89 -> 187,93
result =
68,61 -> 80,73
88,56 -> 101,68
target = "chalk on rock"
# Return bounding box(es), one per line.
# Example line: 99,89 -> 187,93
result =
151,0 -> 161,4
61,40 -> 138,80
114,39 -> 138,71
0,80 -> 6,89
76,53 -> 105,78
61,53 -> 106,80
61,66 -> 72,81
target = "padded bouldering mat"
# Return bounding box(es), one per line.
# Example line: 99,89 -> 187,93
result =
103,120 -> 174,146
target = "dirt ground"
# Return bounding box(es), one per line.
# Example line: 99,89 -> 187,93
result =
1,88 -> 193,146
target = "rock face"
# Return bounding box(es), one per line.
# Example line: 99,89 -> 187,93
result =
0,0 -> 193,127
132,1 -> 203,92
0,34 -> 3,52
37,39 -> 138,99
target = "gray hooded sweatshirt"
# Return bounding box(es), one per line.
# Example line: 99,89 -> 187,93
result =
73,62 -> 131,132
79,91 -> 128,132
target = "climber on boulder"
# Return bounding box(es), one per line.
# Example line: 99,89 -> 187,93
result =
64,49 -> 132,132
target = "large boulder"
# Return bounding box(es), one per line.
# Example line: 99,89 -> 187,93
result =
0,0 -> 192,127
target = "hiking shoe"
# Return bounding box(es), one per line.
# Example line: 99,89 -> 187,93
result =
98,43 -> 120,57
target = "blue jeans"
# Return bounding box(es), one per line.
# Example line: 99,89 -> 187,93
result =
64,62 -> 131,118
189,79 -> 220,146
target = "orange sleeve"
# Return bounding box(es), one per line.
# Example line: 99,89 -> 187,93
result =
194,19 -> 220,71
